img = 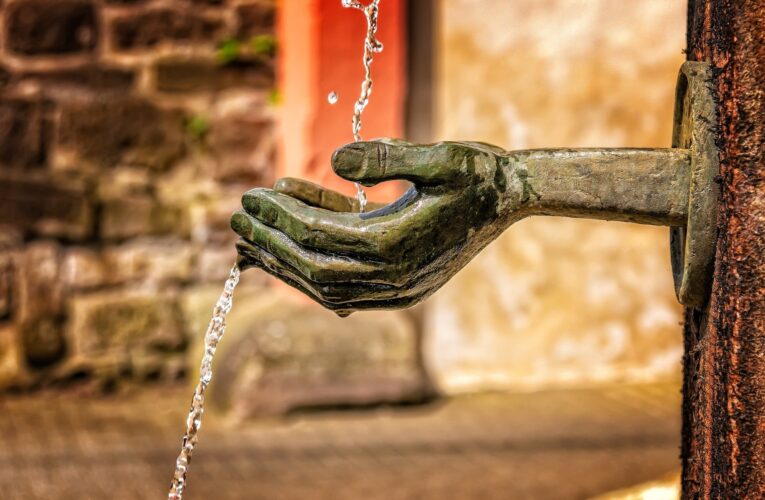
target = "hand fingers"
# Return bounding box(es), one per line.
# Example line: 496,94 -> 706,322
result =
236,240 -> 361,315
274,177 -> 358,212
231,210 -> 397,285
242,188 -> 414,259
235,240 -> 427,314
236,239 -> 328,304
331,140 -> 472,187
243,187 -> 450,262
274,177 -> 386,212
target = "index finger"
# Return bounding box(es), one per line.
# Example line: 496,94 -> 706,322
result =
274,177 -> 385,212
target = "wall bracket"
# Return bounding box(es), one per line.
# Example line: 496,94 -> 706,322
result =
670,62 -> 720,308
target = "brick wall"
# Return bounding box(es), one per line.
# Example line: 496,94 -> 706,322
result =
0,0 -> 276,389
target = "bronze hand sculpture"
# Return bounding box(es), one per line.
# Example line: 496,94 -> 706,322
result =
232,140 -> 689,316
231,62 -> 719,315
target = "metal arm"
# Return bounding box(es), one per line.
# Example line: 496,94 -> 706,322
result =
232,62 -> 718,313
516,148 -> 691,226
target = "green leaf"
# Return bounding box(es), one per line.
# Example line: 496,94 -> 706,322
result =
251,35 -> 277,57
186,115 -> 210,140
216,39 -> 242,64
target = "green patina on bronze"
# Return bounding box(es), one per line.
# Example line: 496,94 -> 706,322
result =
232,62 -> 718,315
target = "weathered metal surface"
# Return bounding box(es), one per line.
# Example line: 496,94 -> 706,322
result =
682,1 -> 765,498
669,61 -> 720,308
232,140 -> 692,316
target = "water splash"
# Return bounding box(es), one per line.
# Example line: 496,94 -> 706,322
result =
168,264 -> 241,500
342,0 -> 383,213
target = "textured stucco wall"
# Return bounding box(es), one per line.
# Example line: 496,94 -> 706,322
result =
425,0 -> 687,392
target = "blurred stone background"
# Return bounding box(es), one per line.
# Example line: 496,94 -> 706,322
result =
0,0 -> 278,388
0,0 -> 429,413
0,0 -> 687,414
426,0 -> 687,393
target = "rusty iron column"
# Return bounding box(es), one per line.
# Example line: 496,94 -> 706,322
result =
683,0 -> 765,498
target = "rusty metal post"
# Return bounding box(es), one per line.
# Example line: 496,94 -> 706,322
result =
683,0 -> 765,498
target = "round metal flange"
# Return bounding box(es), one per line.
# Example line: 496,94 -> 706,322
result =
670,62 -> 720,308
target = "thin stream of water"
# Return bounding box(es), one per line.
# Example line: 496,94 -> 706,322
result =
167,2 -> 383,498
168,264 -> 240,500
340,0 -> 383,212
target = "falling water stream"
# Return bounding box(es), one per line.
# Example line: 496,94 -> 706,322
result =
167,265 -> 240,500
332,0 -> 383,213
166,1 -> 384,498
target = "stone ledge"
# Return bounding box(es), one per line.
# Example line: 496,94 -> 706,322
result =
183,287 -> 431,417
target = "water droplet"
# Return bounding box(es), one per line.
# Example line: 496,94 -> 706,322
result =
355,183 -> 367,212
327,91 -> 339,105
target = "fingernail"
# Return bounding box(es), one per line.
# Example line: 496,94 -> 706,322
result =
332,144 -> 366,173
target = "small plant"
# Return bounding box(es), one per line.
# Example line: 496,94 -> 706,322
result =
251,34 -> 277,57
216,38 -> 243,65
186,115 -> 211,141
267,88 -> 282,106
216,35 -> 277,65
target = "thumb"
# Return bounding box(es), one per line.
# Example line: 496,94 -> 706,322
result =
331,139 -> 465,187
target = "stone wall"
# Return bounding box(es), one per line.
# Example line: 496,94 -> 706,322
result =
427,0 -> 687,393
0,0 -> 277,389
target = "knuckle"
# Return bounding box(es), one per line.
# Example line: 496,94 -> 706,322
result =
376,142 -> 390,171
288,216 -> 311,241
309,266 -> 331,284
304,228 -> 324,247
436,141 -> 461,156
377,233 -> 403,260
303,214 -> 319,228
